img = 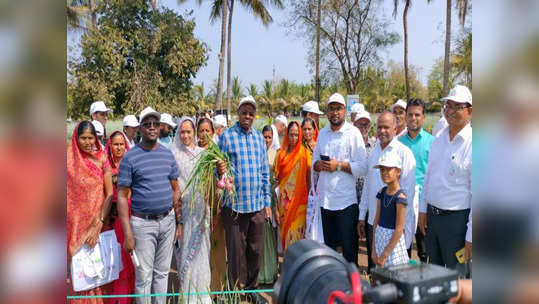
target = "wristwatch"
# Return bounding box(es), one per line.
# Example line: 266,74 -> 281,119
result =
337,162 -> 342,172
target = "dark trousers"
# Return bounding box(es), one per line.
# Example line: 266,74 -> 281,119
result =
321,204 -> 359,265
365,222 -> 375,273
222,207 -> 265,290
426,205 -> 470,277
407,230 -> 427,262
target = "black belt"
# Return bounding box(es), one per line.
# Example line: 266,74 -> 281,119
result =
132,207 -> 173,220
428,204 -> 469,216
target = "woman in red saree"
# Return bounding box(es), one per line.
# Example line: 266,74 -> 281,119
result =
67,121 -> 113,303
104,131 -> 135,304
274,121 -> 311,251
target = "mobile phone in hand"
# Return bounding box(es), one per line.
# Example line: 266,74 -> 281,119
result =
320,155 -> 330,161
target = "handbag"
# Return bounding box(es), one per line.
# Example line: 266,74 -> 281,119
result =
305,188 -> 324,243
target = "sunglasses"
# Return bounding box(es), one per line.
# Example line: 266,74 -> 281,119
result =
141,121 -> 160,128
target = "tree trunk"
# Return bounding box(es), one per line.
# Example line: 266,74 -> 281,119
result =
403,0 -> 410,101
89,0 -> 97,27
442,0 -> 452,96
215,0 -> 228,111
226,0 -> 234,117
150,0 -> 157,10
315,0 -> 321,103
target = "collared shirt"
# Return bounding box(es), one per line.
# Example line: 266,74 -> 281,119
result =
312,122 -> 367,211
420,123 -> 472,242
399,129 -> 435,197
157,136 -> 172,149
359,137 -> 416,247
432,116 -> 448,137
397,127 -> 408,139
218,123 -> 271,213
270,124 -> 281,150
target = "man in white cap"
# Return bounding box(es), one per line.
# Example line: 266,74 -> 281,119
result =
158,113 -> 176,149
215,95 -> 271,303
212,114 -> 228,143
418,85 -> 472,277
350,103 -> 365,123
301,100 -> 324,129
390,99 -> 408,138
91,120 -> 105,149
353,110 -> 376,153
358,111 -> 416,273
117,106 -> 181,304
90,100 -> 112,139
313,92 -> 367,265
122,115 -> 139,149
270,114 -> 287,150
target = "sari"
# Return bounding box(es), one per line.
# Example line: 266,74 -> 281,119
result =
104,131 -> 134,304
275,121 -> 311,251
67,123 -> 111,303
170,118 -> 212,304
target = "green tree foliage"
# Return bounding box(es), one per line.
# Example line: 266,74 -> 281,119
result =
67,0 -> 208,119
452,29 -> 472,89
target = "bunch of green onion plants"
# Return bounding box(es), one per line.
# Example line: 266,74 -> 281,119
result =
182,134 -> 236,227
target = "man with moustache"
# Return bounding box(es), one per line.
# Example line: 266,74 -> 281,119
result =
399,99 -> 434,261
216,96 -> 272,304
117,107 -> 181,304
313,93 -> 367,265
418,85 -> 472,277
358,111 -> 416,272
391,99 -> 408,138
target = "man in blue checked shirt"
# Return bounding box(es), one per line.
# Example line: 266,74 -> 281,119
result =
217,95 -> 271,304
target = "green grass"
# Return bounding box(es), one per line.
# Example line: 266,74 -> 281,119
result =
67,114 -> 440,143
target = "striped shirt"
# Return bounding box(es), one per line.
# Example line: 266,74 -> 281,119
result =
118,144 -> 179,214
219,123 -> 271,213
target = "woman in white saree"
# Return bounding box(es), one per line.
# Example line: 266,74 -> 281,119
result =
170,117 -> 211,304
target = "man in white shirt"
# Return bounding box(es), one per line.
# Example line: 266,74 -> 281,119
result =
418,85 -> 472,276
350,103 -> 365,123
358,111 -> 416,272
90,100 -> 112,139
270,114 -> 287,150
313,93 -> 367,265
122,115 -> 139,149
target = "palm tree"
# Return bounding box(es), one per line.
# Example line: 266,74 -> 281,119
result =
222,0 -> 284,117
247,83 -> 258,97
452,30 -> 471,88
442,0 -> 469,95
393,0 -> 411,101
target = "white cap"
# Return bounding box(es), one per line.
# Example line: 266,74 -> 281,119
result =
275,114 -> 288,126
238,95 -> 257,109
441,85 -> 472,105
328,93 -> 346,106
302,100 -> 324,114
89,101 -> 112,116
139,106 -> 161,123
91,120 -> 104,137
213,114 -> 227,127
390,99 -> 407,112
374,151 -> 402,169
350,103 -> 365,114
354,110 -> 371,122
160,113 -> 177,128
123,115 -> 140,127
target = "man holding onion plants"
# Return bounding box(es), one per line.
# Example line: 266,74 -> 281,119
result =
216,95 -> 272,304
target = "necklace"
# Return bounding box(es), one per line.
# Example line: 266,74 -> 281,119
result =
383,189 -> 399,208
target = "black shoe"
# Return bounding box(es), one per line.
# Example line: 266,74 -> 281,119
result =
248,292 -> 268,304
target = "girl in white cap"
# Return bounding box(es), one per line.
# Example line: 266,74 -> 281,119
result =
372,151 -> 410,267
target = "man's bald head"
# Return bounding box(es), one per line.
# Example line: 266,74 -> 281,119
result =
377,111 -> 397,148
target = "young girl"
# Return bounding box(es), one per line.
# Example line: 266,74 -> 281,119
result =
372,152 -> 409,267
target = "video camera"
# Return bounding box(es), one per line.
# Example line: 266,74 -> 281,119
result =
273,240 -> 459,304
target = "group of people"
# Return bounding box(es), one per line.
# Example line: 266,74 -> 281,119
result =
67,84 -> 472,304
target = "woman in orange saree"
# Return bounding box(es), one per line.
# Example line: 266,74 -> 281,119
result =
274,121 -> 311,251
67,121 -> 113,304
104,131 -> 135,304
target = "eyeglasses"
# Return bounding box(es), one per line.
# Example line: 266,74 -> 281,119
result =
141,121 -> 160,128
443,103 -> 470,112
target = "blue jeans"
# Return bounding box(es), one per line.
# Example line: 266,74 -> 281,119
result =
131,209 -> 175,304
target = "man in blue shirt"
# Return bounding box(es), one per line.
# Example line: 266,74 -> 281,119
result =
117,107 -> 181,304
399,98 -> 434,262
217,96 -> 271,304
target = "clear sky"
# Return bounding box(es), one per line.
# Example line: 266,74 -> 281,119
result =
68,0 -> 469,88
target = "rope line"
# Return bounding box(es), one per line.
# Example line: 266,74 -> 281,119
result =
67,289 -> 274,299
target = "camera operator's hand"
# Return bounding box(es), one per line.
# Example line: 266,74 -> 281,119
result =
358,220 -> 366,240
464,241 -> 472,261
